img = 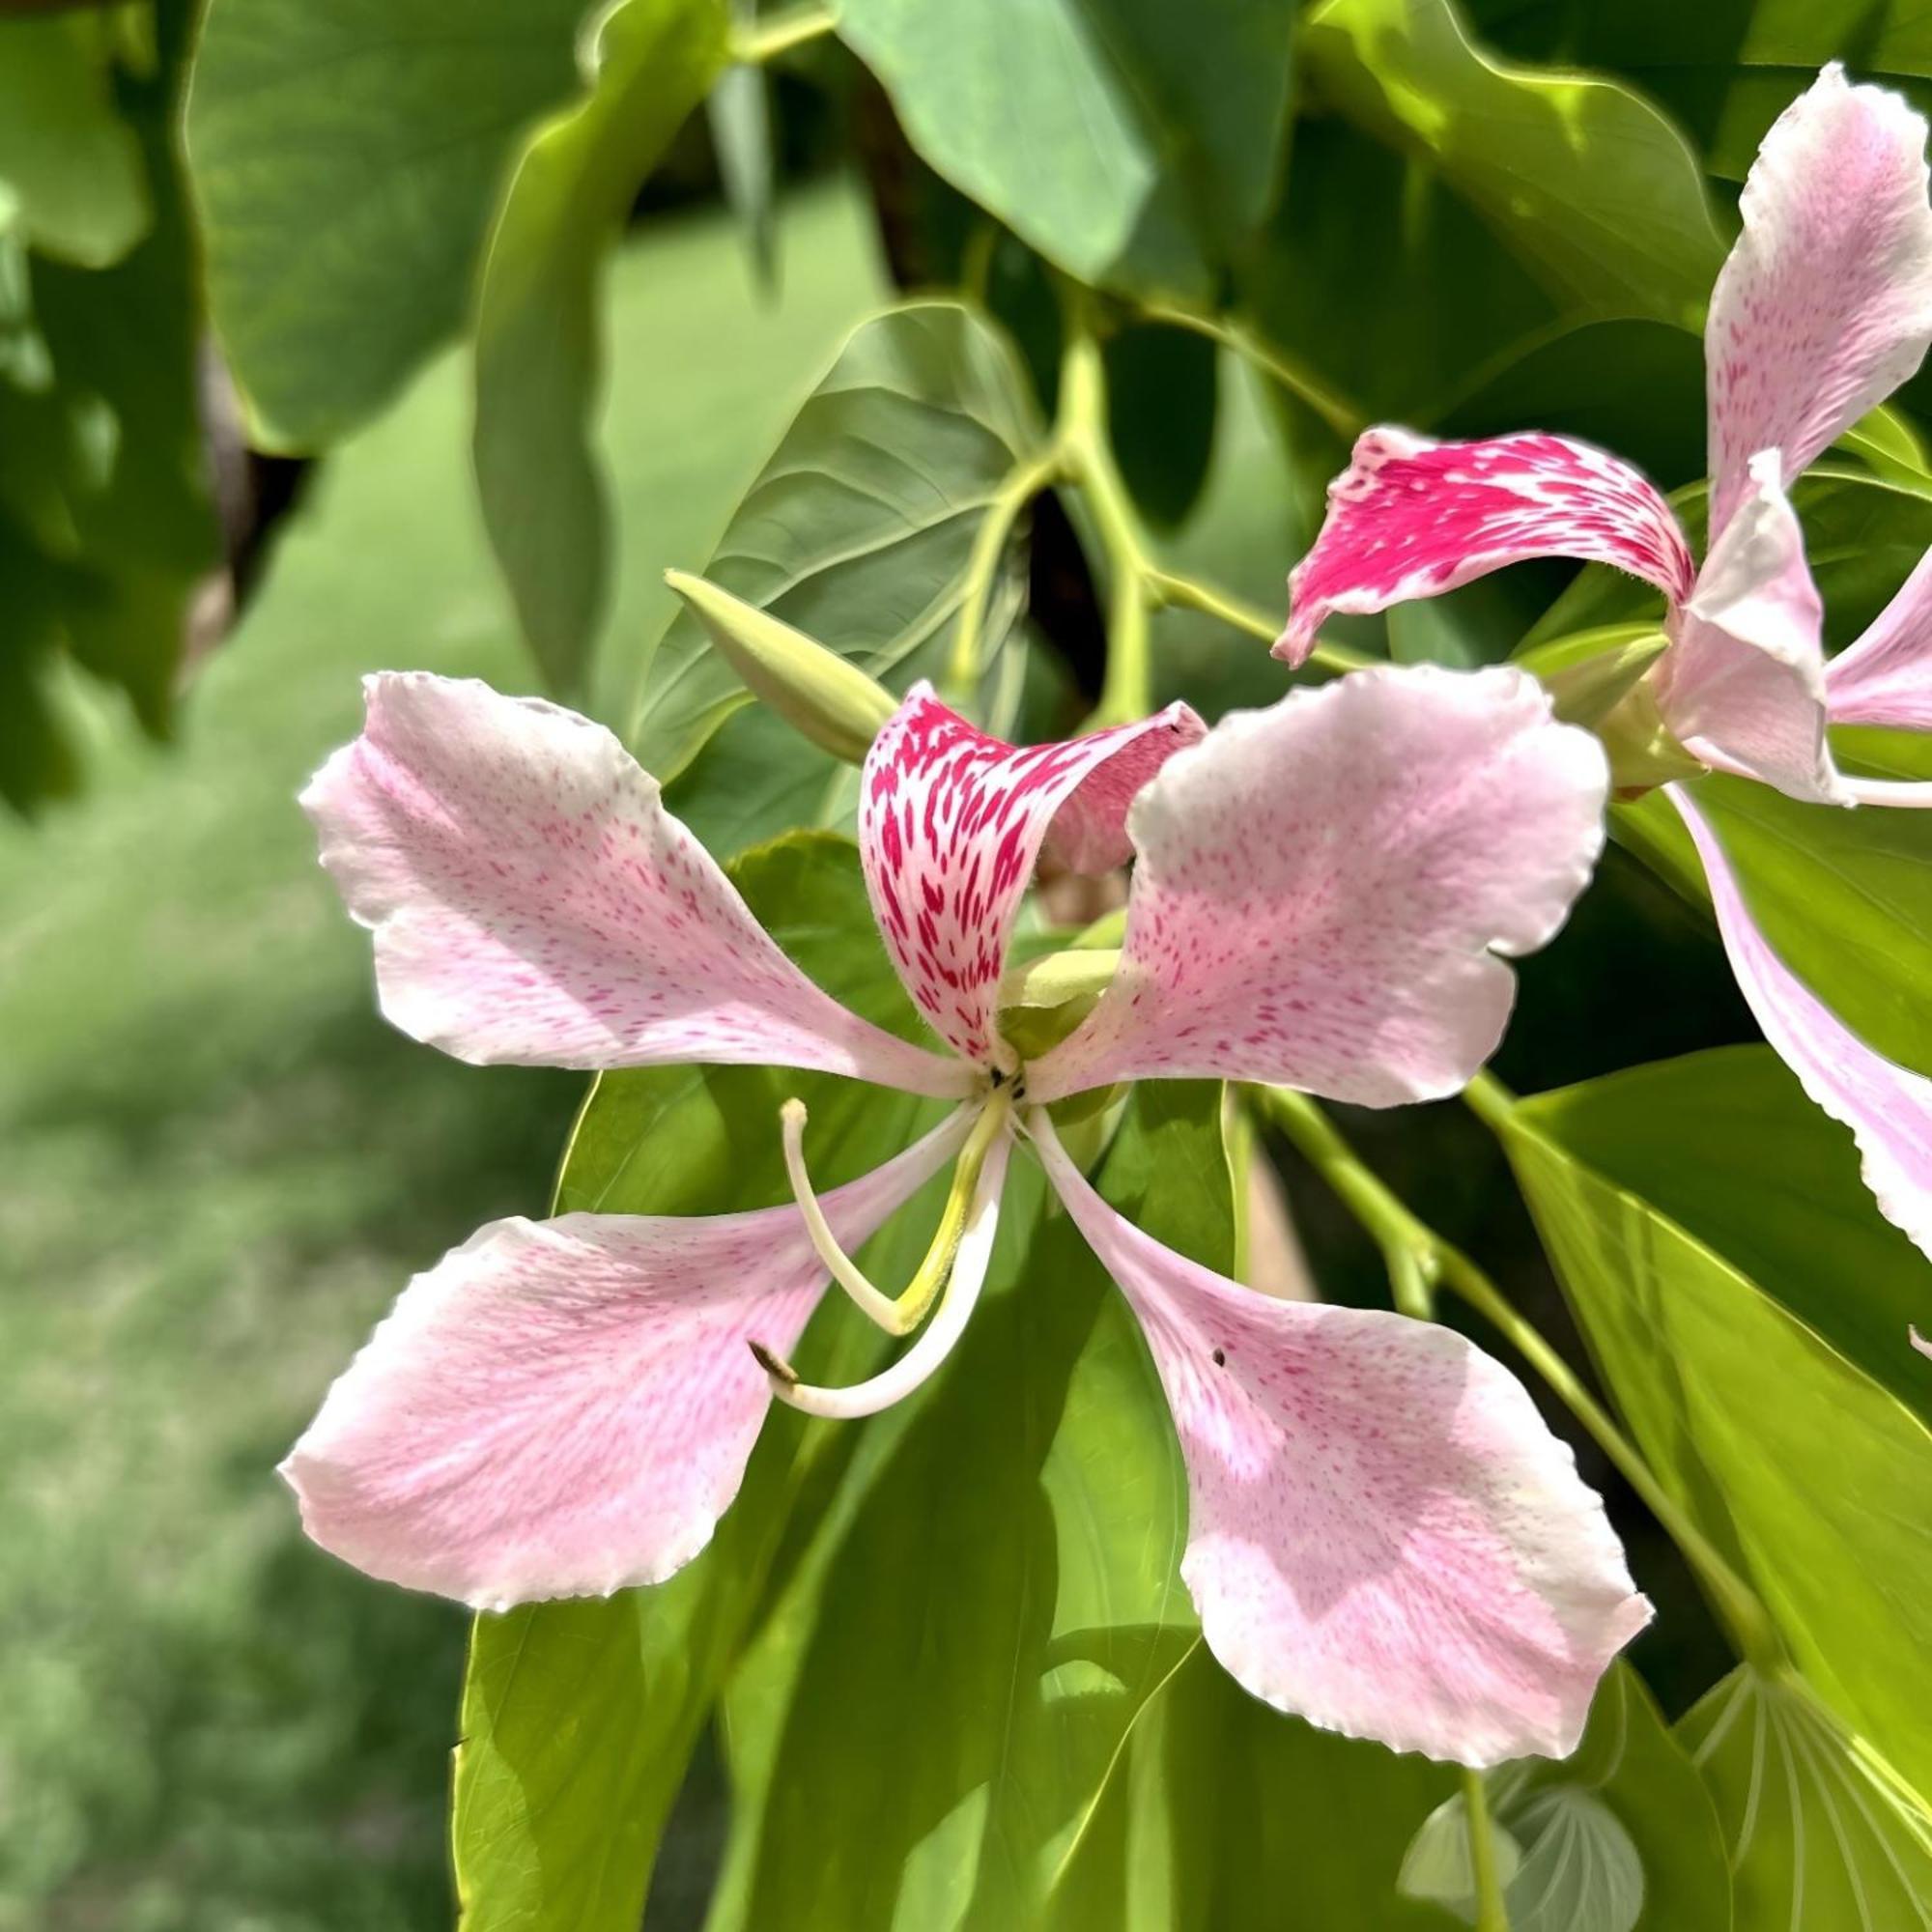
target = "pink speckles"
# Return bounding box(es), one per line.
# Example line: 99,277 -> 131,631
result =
1031,666 -> 1607,1108
857,683 -> 1204,1064
1278,429 -> 1695,666
1032,1114 -> 1649,1765
1706,66 -> 1932,541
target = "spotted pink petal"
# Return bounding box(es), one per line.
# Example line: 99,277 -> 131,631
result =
1276,429 -> 1696,666
303,673 -> 971,1097
282,1109 -> 974,1607
1827,548 -> 1932,734
858,684 -> 1204,1066
1669,784 -> 1932,1259
1029,666 -> 1606,1106
1706,65 -> 1932,542
1030,1112 -> 1649,1765
1656,454 -> 1846,806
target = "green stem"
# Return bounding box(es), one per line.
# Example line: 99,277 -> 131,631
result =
1137,301 -> 1365,441
949,449 -> 1066,693
1462,1066 -> 1517,1133
1251,1084 -> 1786,1673
1463,1769 -> 1511,1932
1057,328 -> 1156,727
728,2 -> 835,63
1146,567 -> 1373,675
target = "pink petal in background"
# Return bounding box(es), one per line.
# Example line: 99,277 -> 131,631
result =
1668,784 -> 1932,1259
1705,64 -> 1932,540
1277,429 -> 1694,667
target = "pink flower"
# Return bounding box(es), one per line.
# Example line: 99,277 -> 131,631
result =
1280,64 -> 1932,1261
286,664 -> 1646,1765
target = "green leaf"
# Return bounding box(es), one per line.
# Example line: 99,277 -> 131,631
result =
0,0 -> 220,814
701,1085 -> 1219,1931
451,833 -> 943,1930
473,0 -> 726,695
1300,0 -> 1723,327
1502,1050 -> 1932,1802
633,299 -> 1043,799
1401,1663 -> 1731,1931
705,17 -> 776,292
833,0 -> 1293,300
0,13 -> 149,269
1679,1667 -> 1932,1932
185,0 -> 589,448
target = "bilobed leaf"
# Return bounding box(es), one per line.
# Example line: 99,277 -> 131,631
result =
633,299 -> 1044,796
1679,1666 -> 1932,1932
451,834 -> 945,1931
1105,323 -> 1219,531
185,0 -> 589,448
832,0 -> 1293,300
0,12 -> 148,269
473,0 -> 727,695
1502,1050 -> 1932,1803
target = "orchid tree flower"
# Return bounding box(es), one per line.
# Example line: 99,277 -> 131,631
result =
286,662 -> 1646,1766
1277,64 -> 1932,1260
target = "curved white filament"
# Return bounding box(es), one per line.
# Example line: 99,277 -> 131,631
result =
766,1128 -> 1012,1420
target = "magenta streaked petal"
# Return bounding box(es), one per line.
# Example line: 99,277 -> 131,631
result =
1707,65 -> 1932,540
302,674 -> 971,1097
858,685 -> 1203,1066
281,1109 -> 974,1608
1031,1112 -> 1650,1767
1669,783 -> 1932,1259
1277,428 -> 1695,666
1030,666 -> 1606,1106
1827,548 -> 1932,734
1658,455 -> 1846,805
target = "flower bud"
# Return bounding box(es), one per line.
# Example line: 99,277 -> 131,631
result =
664,569 -> 895,765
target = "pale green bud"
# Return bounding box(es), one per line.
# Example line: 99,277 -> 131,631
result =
664,569 -> 895,765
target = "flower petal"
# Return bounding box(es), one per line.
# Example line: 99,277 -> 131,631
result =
1030,666 -> 1606,1105
858,684 -> 1204,1065
1707,65 -> 1932,540
1277,429 -> 1695,666
1657,454 -> 1846,805
1668,784 -> 1932,1259
1826,547 -> 1932,734
303,673 -> 971,1096
281,1109 -> 975,1607
1030,1112 -> 1650,1766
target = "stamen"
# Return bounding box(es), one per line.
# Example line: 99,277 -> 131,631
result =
757,1128 -> 1011,1420
781,1089 -> 1012,1337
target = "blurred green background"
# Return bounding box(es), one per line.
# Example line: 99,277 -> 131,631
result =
0,185 -> 912,1930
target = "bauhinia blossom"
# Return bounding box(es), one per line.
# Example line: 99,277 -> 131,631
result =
1278,64 -> 1932,1261
287,662 -> 1647,1765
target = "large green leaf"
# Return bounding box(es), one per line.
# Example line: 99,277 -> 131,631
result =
185,0 -> 588,448
1679,1666 -> 1932,1932
633,299 -> 1043,806
1299,0 -> 1723,327
833,0 -> 1293,301
701,1083 -> 1220,1931
1502,1051 -> 1932,1803
472,0 -> 726,695
0,12 -> 148,269
451,834 -> 945,1930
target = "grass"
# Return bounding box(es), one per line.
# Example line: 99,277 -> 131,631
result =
0,183 -> 886,1931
